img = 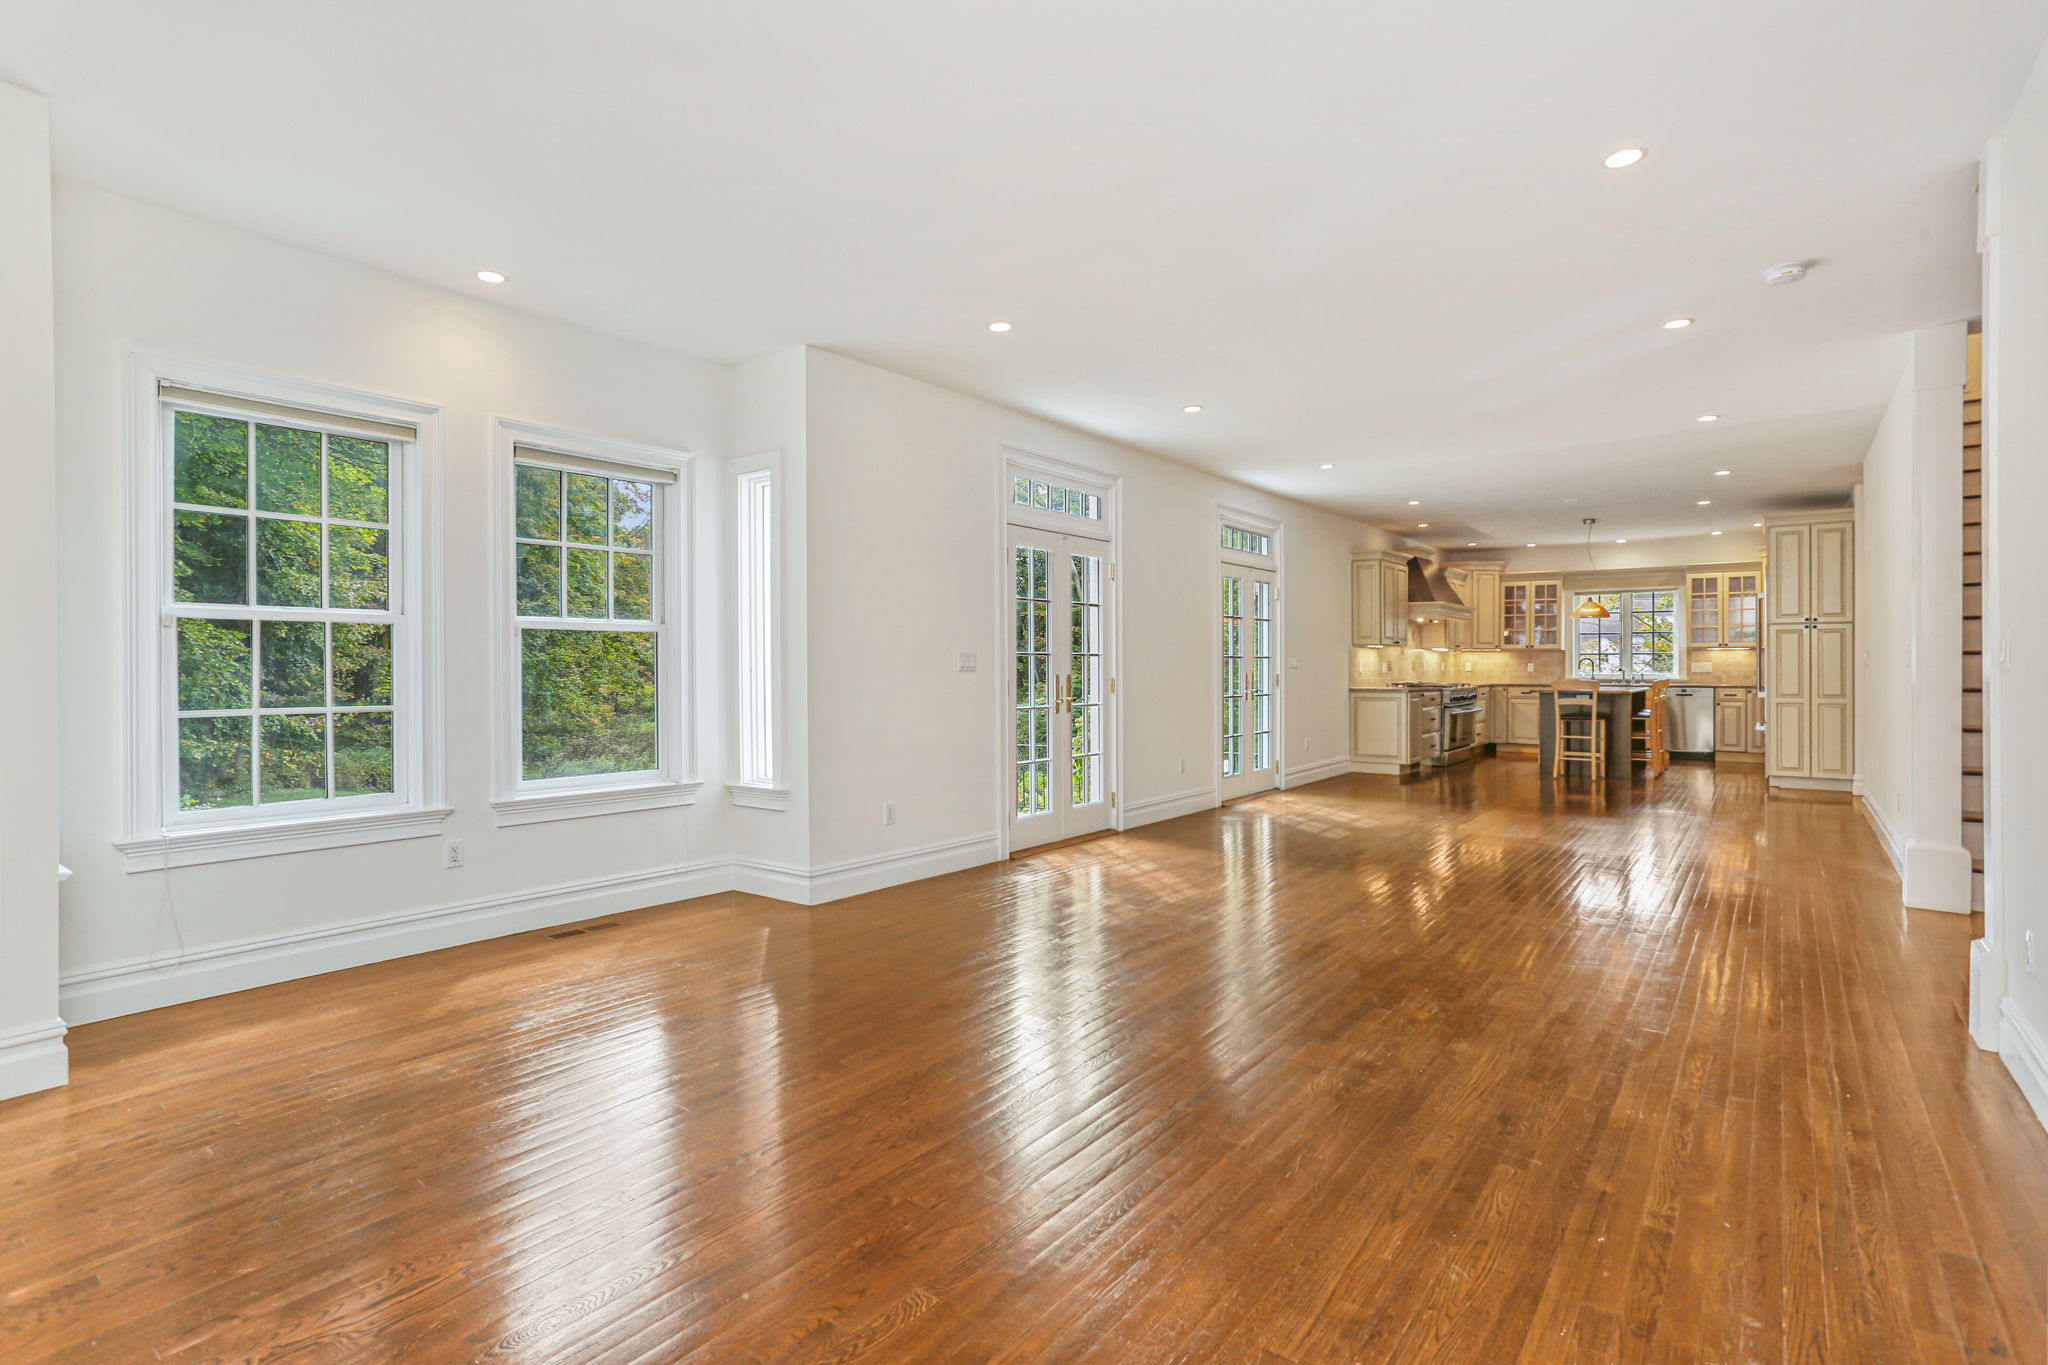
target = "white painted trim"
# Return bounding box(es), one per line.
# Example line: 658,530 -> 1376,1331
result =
730,454 -> 781,789
124,351 -> 445,858
734,833 -> 1001,906
491,780 -> 702,827
117,805 -> 453,871
1860,795 -> 1905,876
726,783 -> 790,811
1768,775 -> 1855,792
1281,756 -> 1352,788
59,861 -> 735,1025
489,417 -> 697,812
1121,786 -> 1219,829
1999,998 -> 2048,1135
0,1018 -> 68,1102
1970,939 -> 2006,1051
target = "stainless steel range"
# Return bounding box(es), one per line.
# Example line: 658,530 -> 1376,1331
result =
1433,688 -> 1485,766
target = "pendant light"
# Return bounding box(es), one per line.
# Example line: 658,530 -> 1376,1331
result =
1571,518 -> 1611,618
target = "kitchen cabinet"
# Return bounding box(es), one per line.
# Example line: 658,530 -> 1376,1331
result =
1714,689 -> 1751,753
1461,561 -> 1504,650
1351,551 -> 1410,648
1765,508 -> 1854,787
1501,580 -> 1562,648
1766,510 -> 1853,626
1504,688 -> 1547,746
1350,689 -> 1440,774
1747,688 -> 1766,754
1686,570 -> 1764,647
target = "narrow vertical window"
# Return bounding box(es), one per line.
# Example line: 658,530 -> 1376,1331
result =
734,467 -> 776,788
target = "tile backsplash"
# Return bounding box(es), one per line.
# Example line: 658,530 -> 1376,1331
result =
1351,647 -> 1764,688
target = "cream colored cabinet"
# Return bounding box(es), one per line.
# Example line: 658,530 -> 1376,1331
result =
1504,688 -> 1546,746
1687,569 -> 1764,647
1351,551 -> 1410,648
1764,509 -> 1855,788
1349,691 -> 1407,765
1501,579 -> 1562,648
1766,511 -> 1853,626
1461,561 -> 1504,650
1714,689 -> 1750,752
1747,689 -> 1766,754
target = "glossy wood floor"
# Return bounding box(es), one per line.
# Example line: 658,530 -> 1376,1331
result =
5,762 -> 2046,1364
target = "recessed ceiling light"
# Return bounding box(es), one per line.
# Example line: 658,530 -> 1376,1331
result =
1182,404 -> 1203,413
1615,538 -> 1628,543
1467,542 -> 1478,547
1417,523 -> 1430,528
1663,317 -> 1694,330
1711,530 -> 1724,536
1603,147 -> 1646,169
475,270 -> 507,284
1714,469 -> 1732,476
1526,543 -> 1536,548
1318,463 -> 1334,470
987,321 -> 1012,332
1697,500 -> 1712,506
1697,414 -> 1719,422
1407,499 -> 1422,505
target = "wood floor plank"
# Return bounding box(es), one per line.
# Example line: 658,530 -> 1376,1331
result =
2,761 -> 2044,1363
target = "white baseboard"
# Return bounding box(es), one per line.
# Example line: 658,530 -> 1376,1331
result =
735,834 -> 1000,906
1859,796 -> 1905,876
1280,756 -> 1352,788
59,862 -> 735,1025
1120,786 -> 1217,829
0,1019 -> 69,1101
1970,939 -> 2005,1050
1769,775 -> 1854,792
2000,999 -> 2048,1135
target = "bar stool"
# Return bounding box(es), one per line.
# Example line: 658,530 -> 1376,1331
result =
1552,682 -> 1604,778
1633,680 -> 1671,777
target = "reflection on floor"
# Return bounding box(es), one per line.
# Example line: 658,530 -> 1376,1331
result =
3,760 -> 2044,1363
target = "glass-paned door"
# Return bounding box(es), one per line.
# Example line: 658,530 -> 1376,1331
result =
1010,528 -> 1114,850
1220,568 -> 1277,799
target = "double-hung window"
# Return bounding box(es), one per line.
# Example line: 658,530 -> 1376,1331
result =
1571,589 -> 1680,678
124,367 -> 443,870
495,424 -> 695,823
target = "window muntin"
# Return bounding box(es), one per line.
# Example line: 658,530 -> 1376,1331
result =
512,458 -> 669,783
1572,590 -> 1679,678
1221,524 -> 1271,557
1221,575 -> 1274,777
164,405 -> 405,815
1011,476 -> 1101,521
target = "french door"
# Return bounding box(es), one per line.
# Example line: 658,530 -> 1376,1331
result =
1220,566 -> 1277,799
1010,528 -> 1113,850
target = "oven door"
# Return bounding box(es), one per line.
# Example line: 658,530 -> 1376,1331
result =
1439,705 -> 1483,762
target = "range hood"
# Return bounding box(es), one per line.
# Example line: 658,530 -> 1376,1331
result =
1404,557 -> 1473,620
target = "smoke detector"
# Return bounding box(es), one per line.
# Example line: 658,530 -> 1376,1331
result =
1763,262 -> 1810,287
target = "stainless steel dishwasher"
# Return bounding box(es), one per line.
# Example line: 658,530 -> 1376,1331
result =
1666,686 -> 1716,757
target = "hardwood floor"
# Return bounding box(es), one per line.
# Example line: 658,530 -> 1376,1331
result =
4,761 -> 2045,1363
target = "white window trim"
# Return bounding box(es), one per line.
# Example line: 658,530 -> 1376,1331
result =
1569,587 -> 1685,680
1218,504 -> 1280,569
727,452 -> 783,808
120,351 -> 447,873
488,418 -> 700,826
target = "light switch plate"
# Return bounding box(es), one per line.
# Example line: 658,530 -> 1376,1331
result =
958,652 -> 977,672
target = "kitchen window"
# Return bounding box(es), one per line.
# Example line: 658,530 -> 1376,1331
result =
1572,590 -> 1679,679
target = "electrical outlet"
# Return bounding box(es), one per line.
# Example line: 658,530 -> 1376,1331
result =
1526,661 -> 1536,673
958,652 -> 977,672
1301,737 -> 1309,752
443,838 -> 464,869
1463,660 -> 1474,672
881,801 -> 895,826
2026,930 -> 2036,977
1178,757 -> 1187,774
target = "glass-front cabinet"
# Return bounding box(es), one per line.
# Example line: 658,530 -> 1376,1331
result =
1684,570 -> 1764,648
1502,579 -> 1562,648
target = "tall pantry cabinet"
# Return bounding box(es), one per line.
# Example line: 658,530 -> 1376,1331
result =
1764,508 -> 1855,788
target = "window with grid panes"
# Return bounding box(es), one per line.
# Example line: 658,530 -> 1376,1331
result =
1571,590 -> 1679,678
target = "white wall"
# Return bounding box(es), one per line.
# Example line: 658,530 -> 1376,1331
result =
1977,41 -> 2048,1126
53,183 -> 735,1021
1855,324 -> 1971,913
0,82 -> 66,1098
800,348 -> 1395,874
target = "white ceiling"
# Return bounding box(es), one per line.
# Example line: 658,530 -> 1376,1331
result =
4,0 -> 2040,545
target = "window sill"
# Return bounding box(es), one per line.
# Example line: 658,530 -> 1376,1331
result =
491,779 -> 702,827
117,806 -> 454,872
726,784 -> 790,812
